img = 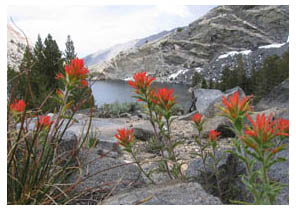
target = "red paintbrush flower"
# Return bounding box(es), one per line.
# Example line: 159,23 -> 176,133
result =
244,113 -> 278,143
65,58 -> 89,79
192,113 -> 203,125
154,87 -> 175,111
114,128 -> 134,147
220,91 -> 253,121
80,79 -> 88,87
208,130 -> 220,142
10,99 -> 26,113
276,118 -> 289,136
39,115 -> 54,128
128,72 -> 155,92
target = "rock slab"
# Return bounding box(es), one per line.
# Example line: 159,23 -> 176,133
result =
103,181 -> 222,205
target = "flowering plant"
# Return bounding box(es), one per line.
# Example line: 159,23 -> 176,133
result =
115,128 -> 155,184
125,72 -> 184,181
219,91 -> 289,204
7,58 -> 93,204
191,113 -> 224,200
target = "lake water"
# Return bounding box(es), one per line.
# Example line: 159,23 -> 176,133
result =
90,80 -> 192,108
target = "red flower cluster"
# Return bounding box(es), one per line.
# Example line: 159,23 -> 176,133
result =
220,91 -> 253,120
56,58 -> 89,87
114,128 -> 134,147
153,87 -> 175,110
277,118 -> 289,136
244,113 -> 289,143
39,115 -> 54,128
65,59 -> 89,78
128,72 -> 155,92
10,99 -> 26,114
191,113 -> 203,125
208,130 -> 220,141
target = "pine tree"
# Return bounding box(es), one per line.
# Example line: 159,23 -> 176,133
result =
28,34 -> 64,112
43,34 -> 64,90
209,78 -> 214,89
64,35 -> 77,64
201,78 -> 208,89
219,66 -> 232,91
192,71 -> 203,87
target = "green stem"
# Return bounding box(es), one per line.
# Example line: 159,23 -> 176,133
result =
165,118 -> 176,162
144,93 -> 173,180
212,145 -> 223,201
130,150 -> 156,184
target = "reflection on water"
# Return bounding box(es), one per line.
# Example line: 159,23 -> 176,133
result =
90,80 -> 192,108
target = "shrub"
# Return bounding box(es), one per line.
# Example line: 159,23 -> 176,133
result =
95,101 -> 142,118
7,58 -> 93,204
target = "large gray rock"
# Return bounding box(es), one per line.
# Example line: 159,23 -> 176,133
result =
103,181 -> 222,205
255,79 -> 289,111
193,89 -> 223,115
69,149 -> 145,198
132,121 -> 156,141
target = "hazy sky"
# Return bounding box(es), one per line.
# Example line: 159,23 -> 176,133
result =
7,5 -> 216,57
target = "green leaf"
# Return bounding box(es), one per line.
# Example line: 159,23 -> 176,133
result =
229,200 -> 251,205
266,157 -> 287,169
234,117 -> 243,132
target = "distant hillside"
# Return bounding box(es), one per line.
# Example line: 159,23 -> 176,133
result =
7,24 -> 32,71
83,30 -> 171,72
88,5 -> 288,84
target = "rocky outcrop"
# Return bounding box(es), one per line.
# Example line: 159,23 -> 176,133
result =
102,181 -> 222,205
255,79 -> 289,111
69,149 -> 145,203
7,24 -> 32,71
88,5 -> 289,84
85,30 -> 171,77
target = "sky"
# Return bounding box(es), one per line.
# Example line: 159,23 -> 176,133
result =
7,5 -> 216,57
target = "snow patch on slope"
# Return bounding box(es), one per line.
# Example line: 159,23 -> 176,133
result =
169,69 -> 189,80
259,43 -> 286,49
217,50 -> 252,60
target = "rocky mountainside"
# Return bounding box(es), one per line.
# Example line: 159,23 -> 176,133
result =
7,24 -> 32,71
84,30 -> 171,76
84,39 -> 139,67
89,5 -> 289,84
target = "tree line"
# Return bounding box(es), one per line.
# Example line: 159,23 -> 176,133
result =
192,52 -> 289,102
8,34 -> 94,113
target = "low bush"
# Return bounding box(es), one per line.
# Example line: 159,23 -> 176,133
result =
94,101 -> 142,118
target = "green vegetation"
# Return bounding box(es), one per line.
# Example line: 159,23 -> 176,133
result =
192,52 -> 289,102
8,34 -> 95,113
94,101 -> 142,118
177,27 -> 183,32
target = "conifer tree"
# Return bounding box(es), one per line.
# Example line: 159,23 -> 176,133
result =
28,34 -> 64,112
192,71 -> 203,87
64,35 -> 77,64
201,78 -> 208,89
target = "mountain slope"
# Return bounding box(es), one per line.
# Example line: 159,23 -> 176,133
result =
84,30 -> 171,74
90,5 -> 288,84
7,24 -> 32,71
